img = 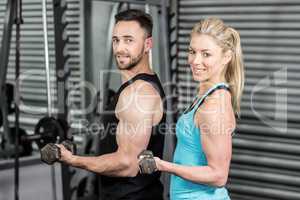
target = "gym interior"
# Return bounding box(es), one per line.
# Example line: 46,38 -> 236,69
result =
0,0 -> 300,200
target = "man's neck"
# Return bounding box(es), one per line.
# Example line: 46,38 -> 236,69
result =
120,58 -> 153,83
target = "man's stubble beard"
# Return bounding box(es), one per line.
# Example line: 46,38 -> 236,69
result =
115,46 -> 145,71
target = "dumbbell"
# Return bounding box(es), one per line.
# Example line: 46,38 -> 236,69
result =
138,150 -> 157,174
40,140 -> 76,165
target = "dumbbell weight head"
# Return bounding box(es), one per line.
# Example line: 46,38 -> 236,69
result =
138,150 -> 157,174
40,143 -> 60,165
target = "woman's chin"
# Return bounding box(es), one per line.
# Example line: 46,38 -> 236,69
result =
192,74 -> 207,82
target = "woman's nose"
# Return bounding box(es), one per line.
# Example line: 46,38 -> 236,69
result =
193,53 -> 202,64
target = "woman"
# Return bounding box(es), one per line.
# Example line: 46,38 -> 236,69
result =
155,18 -> 244,199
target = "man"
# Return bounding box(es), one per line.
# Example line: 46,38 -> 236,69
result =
58,9 -> 166,200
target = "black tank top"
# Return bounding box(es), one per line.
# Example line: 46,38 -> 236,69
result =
99,73 -> 166,200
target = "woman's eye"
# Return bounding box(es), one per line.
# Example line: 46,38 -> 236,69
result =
188,49 -> 195,54
203,52 -> 210,57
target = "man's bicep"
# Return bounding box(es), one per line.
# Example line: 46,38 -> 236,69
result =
116,105 -> 154,157
116,83 -> 160,155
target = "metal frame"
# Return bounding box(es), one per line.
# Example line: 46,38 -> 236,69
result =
93,0 -> 168,6
0,0 -> 14,95
0,1 -> 21,199
52,0 -> 70,122
52,1 -> 72,200
0,0 -> 15,149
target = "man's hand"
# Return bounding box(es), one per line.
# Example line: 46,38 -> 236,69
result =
56,144 -> 74,164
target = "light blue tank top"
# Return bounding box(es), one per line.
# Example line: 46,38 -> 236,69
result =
170,83 -> 231,200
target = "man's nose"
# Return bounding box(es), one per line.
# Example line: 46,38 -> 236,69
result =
114,40 -> 126,53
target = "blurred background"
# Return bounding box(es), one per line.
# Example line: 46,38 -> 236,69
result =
0,0 -> 300,200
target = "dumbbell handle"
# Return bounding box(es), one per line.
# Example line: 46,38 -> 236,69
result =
61,140 -> 76,155
21,134 -> 41,141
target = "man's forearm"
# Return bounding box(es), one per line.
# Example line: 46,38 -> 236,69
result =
69,152 -> 137,177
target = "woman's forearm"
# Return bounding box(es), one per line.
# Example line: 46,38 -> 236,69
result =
158,159 -> 227,187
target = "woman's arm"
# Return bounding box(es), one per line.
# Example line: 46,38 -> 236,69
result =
156,90 -> 235,187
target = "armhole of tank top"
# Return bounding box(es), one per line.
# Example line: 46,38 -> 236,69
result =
192,85 -> 230,120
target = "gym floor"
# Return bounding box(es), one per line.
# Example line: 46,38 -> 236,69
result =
0,156 -> 63,200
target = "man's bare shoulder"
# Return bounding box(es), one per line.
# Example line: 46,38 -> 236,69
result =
118,79 -> 161,105
116,79 -> 162,122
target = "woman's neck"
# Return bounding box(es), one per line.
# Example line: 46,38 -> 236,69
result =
198,78 -> 226,97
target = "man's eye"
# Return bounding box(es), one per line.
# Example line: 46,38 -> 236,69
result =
125,39 -> 133,43
112,39 -> 119,43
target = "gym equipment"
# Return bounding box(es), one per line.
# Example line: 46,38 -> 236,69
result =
6,83 -> 15,114
0,0 -> 72,199
138,150 -> 157,174
33,117 -> 69,149
0,83 -> 15,127
10,127 -> 33,157
41,140 -> 76,165
0,110 -> 2,128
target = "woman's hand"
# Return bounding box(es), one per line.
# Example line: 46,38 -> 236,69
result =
154,157 -> 163,171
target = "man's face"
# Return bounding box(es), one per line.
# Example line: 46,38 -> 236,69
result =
112,21 -> 150,70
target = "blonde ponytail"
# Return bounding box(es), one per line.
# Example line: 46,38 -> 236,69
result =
226,28 -> 244,117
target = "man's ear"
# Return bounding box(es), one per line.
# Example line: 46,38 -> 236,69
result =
144,37 -> 153,53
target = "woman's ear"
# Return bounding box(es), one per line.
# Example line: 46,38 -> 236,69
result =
222,50 -> 233,66
144,37 -> 153,53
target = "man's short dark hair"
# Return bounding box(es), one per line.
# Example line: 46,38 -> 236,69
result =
115,9 -> 153,38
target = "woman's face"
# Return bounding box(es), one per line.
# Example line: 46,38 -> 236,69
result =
188,34 -> 230,83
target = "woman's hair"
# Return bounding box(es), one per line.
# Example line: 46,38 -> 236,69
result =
191,17 -> 244,116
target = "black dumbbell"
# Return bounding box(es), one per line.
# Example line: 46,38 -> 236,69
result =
40,140 -> 76,165
138,150 -> 157,174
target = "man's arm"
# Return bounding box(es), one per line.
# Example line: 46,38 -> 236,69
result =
59,81 -> 162,177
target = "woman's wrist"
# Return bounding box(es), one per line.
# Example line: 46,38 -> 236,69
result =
157,159 -> 172,173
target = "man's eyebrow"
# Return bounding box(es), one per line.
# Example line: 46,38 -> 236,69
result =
112,35 -> 134,39
122,35 -> 134,38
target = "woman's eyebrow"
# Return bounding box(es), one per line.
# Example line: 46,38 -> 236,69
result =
189,46 -> 210,52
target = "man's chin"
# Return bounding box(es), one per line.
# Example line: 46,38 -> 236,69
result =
117,64 -> 129,70
117,62 -> 137,70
